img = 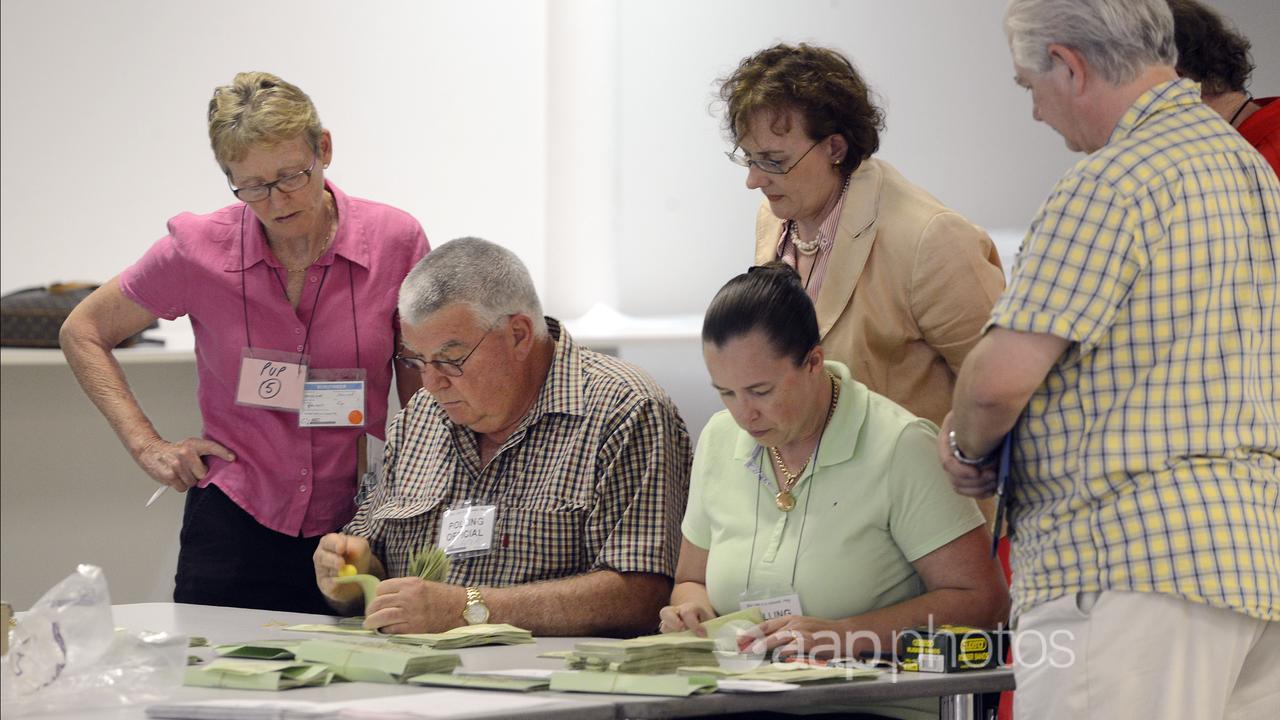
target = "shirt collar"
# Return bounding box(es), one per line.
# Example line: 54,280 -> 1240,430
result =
1107,78 -> 1202,147
733,360 -> 867,469
225,180 -> 369,271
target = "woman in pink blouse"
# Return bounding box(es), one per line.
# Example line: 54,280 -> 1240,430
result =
60,72 -> 428,613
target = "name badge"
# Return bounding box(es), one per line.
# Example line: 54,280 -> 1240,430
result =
236,348 -> 307,412
300,380 -> 366,427
739,593 -> 803,621
438,504 -> 497,559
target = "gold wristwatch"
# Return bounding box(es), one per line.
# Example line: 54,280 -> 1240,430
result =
462,586 -> 490,625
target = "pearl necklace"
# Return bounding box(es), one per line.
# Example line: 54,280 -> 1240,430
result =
787,175 -> 852,256
769,372 -> 841,512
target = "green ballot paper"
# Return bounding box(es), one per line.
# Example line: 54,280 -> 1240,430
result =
184,658 -> 335,690
406,672 -> 550,692
564,635 -> 718,674
551,670 -> 718,696
392,623 -> 535,649
213,640 -> 303,660
294,638 -> 461,684
664,607 -> 766,651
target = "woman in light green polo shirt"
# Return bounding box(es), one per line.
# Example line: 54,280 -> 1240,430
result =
660,264 -> 1008,719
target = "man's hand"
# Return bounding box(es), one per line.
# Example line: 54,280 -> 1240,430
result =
364,578 -> 467,634
937,412 -> 999,498
741,616 -> 850,659
136,436 -> 235,491
314,533 -> 373,603
658,602 -> 716,636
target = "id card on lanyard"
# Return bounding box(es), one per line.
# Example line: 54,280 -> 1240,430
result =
300,368 -> 367,427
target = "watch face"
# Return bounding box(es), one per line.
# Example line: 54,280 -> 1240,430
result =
463,602 -> 490,625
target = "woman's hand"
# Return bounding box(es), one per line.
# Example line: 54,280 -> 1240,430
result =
136,436 -> 236,491
658,601 -> 716,635
741,616 -> 851,659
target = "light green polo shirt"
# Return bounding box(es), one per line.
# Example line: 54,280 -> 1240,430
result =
683,362 -> 985,720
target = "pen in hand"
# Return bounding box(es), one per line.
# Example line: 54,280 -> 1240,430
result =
145,486 -> 167,508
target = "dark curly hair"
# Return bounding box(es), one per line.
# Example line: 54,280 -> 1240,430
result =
718,43 -> 884,179
1168,0 -> 1253,95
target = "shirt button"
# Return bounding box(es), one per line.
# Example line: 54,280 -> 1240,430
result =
300,469 -> 309,476
309,275 -> 318,283
296,344 -> 304,351
295,328 -> 302,335
299,485 -> 307,493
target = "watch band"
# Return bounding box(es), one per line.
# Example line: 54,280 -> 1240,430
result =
948,429 -> 995,467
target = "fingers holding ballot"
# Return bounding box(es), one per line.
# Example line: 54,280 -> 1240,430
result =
314,533 -> 375,603
658,602 -> 716,636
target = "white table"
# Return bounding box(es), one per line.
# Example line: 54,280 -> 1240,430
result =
11,603 -> 1013,719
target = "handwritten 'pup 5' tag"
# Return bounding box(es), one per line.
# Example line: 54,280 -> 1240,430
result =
235,348 -> 308,412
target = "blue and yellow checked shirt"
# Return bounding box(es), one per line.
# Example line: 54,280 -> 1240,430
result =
991,79 -> 1280,621
346,318 -> 692,586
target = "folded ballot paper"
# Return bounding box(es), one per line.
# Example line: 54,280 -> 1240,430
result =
558,634 -> 719,674
294,638 -> 461,684
184,658 -> 336,691
283,623 -> 533,649
550,670 -> 718,696
213,640 -> 304,661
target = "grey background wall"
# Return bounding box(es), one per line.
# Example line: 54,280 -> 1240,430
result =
2,0 -> 1277,607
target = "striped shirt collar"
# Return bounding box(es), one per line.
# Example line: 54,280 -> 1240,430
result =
774,181 -> 850,258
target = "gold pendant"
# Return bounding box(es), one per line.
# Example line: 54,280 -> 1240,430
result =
775,491 -> 796,512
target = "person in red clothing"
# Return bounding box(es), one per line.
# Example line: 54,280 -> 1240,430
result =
1168,0 -> 1278,174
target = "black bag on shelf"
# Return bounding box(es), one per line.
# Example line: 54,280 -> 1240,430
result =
0,283 -> 155,348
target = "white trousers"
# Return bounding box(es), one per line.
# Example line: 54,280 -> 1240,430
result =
1013,591 -> 1279,720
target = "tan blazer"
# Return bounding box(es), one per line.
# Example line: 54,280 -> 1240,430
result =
755,158 -> 1006,427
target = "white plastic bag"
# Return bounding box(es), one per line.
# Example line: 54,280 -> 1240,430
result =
0,564 -> 186,716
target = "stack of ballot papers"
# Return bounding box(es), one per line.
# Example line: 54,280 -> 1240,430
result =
677,661 -> 881,684
550,670 -> 718,696
184,658 -> 336,690
283,623 -> 533,649
666,606 -> 766,651
559,635 -> 718,674
294,638 -> 461,683
406,668 -> 553,692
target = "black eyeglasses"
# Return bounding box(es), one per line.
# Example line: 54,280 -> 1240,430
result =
396,325 -> 495,378
725,139 -> 822,175
228,154 -> 318,202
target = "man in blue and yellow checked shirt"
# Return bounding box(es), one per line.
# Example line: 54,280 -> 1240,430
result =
938,0 -> 1279,718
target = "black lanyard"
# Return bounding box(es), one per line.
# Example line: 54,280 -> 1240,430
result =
238,205 -> 361,367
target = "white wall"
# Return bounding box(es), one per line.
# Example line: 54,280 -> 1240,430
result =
0,0 -> 547,295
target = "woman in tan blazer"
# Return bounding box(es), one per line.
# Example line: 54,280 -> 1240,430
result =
720,43 -> 1006,430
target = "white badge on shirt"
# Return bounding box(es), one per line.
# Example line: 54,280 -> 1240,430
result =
299,369 -> 367,428
438,502 -> 498,559
738,586 -> 804,621
235,347 -> 308,412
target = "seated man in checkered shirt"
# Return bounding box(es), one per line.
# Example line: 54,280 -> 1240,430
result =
939,0 -> 1279,718
313,237 -> 691,636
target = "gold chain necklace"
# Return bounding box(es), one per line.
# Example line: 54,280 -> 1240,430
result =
280,196 -> 337,273
770,372 -> 840,512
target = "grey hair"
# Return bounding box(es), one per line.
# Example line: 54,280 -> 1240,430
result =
1005,0 -> 1177,84
398,237 -> 547,336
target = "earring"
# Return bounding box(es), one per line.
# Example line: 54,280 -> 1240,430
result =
832,160 -> 841,166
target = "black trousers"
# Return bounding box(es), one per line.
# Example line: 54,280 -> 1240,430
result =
174,483 -> 335,615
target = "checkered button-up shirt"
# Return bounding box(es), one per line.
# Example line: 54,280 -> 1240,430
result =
991,79 -> 1280,621
345,318 -> 692,586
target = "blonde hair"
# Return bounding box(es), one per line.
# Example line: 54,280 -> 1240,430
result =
207,71 -> 323,169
